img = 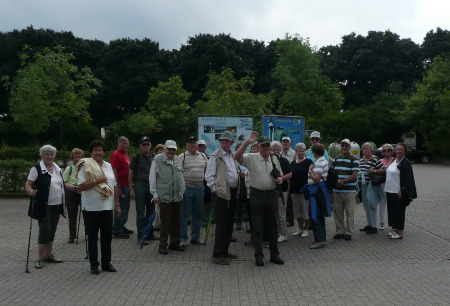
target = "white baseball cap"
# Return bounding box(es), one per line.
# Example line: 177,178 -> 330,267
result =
198,140 -> 207,146
164,140 -> 177,149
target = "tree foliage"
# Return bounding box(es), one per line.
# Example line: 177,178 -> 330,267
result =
273,35 -> 343,128
402,56 -> 450,157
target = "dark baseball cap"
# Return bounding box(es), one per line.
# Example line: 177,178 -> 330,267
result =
139,136 -> 151,144
186,136 -> 198,142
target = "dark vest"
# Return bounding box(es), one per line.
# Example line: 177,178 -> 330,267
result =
28,163 -> 64,220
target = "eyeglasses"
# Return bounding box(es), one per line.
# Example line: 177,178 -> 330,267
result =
382,149 -> 393,152
167,148 -> 176,151
141,143 -> 151,147
341,144 -> 349,147
311,138 -> 320,141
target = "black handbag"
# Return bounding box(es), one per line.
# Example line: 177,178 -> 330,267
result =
369,173 -> 386,186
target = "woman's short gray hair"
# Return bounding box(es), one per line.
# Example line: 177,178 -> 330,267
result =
381,143 -> 394,151
361,142 -> 373,151
270,141 -> 281,149
295,143 -> 306,151
39,144 -> 57,157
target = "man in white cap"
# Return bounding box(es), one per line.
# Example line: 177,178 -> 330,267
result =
332,138 -> 359,241
280,136 -> 296,163
205,131 -> 240,265
197,140 -> 208,155
149,140 -> 186,255
305,131 -> 330,162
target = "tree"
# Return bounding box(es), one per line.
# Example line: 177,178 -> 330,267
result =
195,67 -> 272,124
402,56 -> 450,157
127,75 -> 191,144
4,46 -> 101,155
421,28 -> 450,64
272,35 -> 343,128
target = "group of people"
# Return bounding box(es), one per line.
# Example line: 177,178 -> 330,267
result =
24,130 -> 417,273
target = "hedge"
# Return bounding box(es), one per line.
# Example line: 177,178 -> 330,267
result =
0,159 -> 34,193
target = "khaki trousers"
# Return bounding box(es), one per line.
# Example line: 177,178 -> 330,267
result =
332,192 -> 356,235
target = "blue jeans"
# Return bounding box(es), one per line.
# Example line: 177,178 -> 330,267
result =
311,215 -> 326,243
134,183 -> 154,240
235,199 -> 246,225
180,186 -> 204,242
113,186 -> 130,233
362,184 -> 377,227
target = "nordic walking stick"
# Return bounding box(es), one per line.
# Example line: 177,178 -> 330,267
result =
76,204 -> 81,244
25,196 -> 35,273
204,205 -> 215,243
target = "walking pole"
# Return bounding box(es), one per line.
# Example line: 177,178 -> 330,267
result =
204,205 -> 215,243
25,196 -> 35,273
76,204 -> 81,245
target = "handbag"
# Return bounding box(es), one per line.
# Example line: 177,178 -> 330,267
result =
369,173 -> 386,185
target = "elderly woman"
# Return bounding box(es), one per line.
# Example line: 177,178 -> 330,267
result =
77,140 -> 121,274
63,148 -> 84,243
154,144 -> 165,155
286,143 -> 313,238
384,143 -> 417,239
270,141 -> 292,243
379,144 -> 395,231
358,143 -> 386,234
25,145 -> 66,269
306,144 -> 330,249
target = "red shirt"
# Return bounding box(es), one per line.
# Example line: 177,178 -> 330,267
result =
110,150 -> 130,187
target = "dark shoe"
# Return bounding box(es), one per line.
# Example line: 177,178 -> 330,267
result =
345,234 -> 352,241
138,240 -> 149,246
333,234 -> 345,240
366,227 -> 378,234
263,241 -> 269,248
246,228 -> 252,233
159,248 -> 169,255
360,225 -> 371,232
190,239 -> 206,245
270,256 -> 285,265
230,237 -> 237,242
153,227 -> 160,231
146,235 -> 160,241
255,257 -> 264,266
35,259 -> 43,269
213,256 -> 230,265
101,264 -> 116,272
68,238 -> 75,244
43,254 -> 63,263
112,232 -> 130,239
90,266 -> 99,274
224,253 -> 238,259
287,222 -> 294,227
244,240 -> 253,246
168,245 -> 185,251
123,228 -> 134,234
236,224 -> 242,230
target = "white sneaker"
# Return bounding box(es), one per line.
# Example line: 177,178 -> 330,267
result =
380,224 -> 385,230
301,230 -> 309,238
292,230 -> 302,236
278,235 -> 288,242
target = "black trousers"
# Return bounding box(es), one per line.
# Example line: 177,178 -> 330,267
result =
159,202 -> 181,249
250,187 -> 279,258
386,192 -> 407,230
213,188 -> 237,258
83,210 -> 113,268
65,190 -> 81,239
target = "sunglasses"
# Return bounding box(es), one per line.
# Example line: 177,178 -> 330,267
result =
382,149 -> 393,152
141,143 -> 151,147
311,137 -> 320,141
341,144 -> 349,147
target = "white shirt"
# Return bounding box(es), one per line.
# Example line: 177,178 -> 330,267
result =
384,160 -> 401,193
78,161 -> 116,211
28,161 -> 64,206
205,149 -> 239,192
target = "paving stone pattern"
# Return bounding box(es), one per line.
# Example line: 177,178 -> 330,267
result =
0,164 -> 449,305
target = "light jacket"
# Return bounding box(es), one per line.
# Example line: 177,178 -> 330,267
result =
76,158 -> 113,199
211,149 -> 240,201
154,153 -> 185,203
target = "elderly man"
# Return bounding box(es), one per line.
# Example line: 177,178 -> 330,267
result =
305,131 -> 330,162
333,139 -> 359,241
179,136 -> 208,246
111,136 -> 132,239
149,140 -> 186,255
280,136 -> 296,163
205,131 -> 240,265
128,136 -> 157,244
235,132 -> 285,267
197,140 -> 208,155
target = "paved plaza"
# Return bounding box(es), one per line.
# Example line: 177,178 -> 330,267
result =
0,163 -> 449,305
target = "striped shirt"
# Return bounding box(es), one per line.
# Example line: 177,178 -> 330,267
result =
308,156 -> 329,185
178,151 -> 208,188
358,156 -> 385,184
333,155 -> 359,193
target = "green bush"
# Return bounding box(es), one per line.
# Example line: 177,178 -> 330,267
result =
0,146 -> 41,162
0,159 -> 34,193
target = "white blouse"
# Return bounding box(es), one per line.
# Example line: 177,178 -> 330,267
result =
78,161 -> 116,211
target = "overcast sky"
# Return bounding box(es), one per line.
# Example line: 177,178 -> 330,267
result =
1,0 -> 449,50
